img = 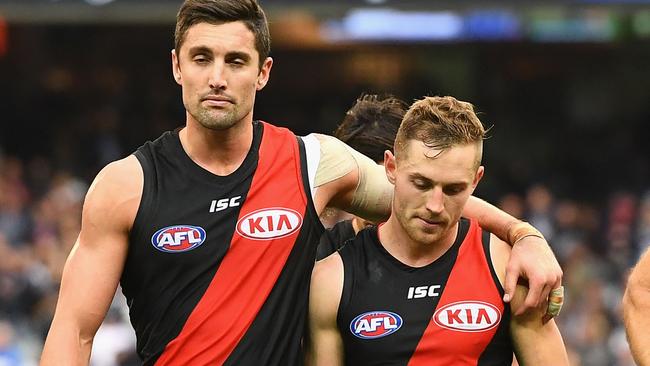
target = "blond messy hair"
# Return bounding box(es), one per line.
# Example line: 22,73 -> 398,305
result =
394,96 -> 486,166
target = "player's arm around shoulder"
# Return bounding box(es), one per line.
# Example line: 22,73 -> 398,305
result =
306,253 -> 345,366
307,133 -> 392,222
623,248 -> 650,366
41,156 -> 143,366
489,233 -> 569,366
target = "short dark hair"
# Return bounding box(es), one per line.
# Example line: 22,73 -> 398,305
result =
334,94 -> 407,163
175,0 -> 271,66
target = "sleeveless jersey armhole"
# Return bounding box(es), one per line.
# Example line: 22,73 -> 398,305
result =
481,230 -> 506,297
298,135 -> 320,201
336,247 -> 354,327
130,150 -> 155,239
297,136 -> 325,236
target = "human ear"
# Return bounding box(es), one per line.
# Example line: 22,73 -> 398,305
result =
171,49 -> 182,85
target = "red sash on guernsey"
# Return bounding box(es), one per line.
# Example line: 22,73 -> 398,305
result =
408,220 -> 506,365
155,123 -> 308,365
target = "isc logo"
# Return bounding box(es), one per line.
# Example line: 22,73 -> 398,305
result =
407,285 -> 441,299
151,225 -> 207,253
349,311 -> 403,339
209,196 -> 242,213
433,301 -> 501,332
236,207 -> 303,240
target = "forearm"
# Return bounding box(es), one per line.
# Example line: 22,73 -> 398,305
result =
463,196 -> 519,241
624,251 -> 650,365
41,321 -> 93,366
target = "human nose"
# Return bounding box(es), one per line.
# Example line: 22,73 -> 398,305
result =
208,62 -> 227,90
425,186 -> 444,214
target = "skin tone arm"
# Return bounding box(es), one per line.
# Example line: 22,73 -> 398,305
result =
314,134 -> 562,315
490,233 -> 569,365
40,156 -> 142,366
464,197 -> 562,313
306,253 -> 345,366
623,248 -> 650,366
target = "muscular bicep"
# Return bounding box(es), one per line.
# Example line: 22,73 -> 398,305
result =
307,254 -> 345,366
41,156 -> 142,364
623,249 -> 650,365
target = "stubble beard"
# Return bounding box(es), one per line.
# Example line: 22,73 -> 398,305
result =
193,104 -> 241,131
398,209 -> 446,247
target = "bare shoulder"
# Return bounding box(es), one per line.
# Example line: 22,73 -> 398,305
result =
82,155 -> 143,232
489,233 -> 511,287
312,252 -> 344,292
311,253 -> 345,320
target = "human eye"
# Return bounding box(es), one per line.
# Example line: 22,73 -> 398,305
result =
411,178 -> 430,191
226,52 -> 251,68
227,58 -> 246,67
192,54 -> 210,65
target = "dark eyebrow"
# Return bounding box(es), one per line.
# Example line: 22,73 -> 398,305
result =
188,46 -> 213,56
409,173 -> 431,182
226,51 -> 252,63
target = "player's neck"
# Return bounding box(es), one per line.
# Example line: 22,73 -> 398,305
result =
378,218 -> 458,268
180,116 -> 254,176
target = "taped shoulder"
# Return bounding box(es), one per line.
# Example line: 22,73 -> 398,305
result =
308,133 -> 392,222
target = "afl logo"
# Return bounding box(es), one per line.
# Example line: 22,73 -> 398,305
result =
350,311 -> 403,339
433,301 -> 501,332
236,207 -> 303,240
151,225 -> 207,253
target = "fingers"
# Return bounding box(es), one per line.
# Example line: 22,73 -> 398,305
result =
503,263 -> 518,303
543,285 -> 564,324
518,277 -> 544,315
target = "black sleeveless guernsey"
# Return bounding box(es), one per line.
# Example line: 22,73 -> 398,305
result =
337,218 -> 513,366
120,121 -> 324,365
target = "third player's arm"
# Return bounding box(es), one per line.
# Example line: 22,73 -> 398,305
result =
306,254 -> 345,366
40,156 -> 142,366
623,248 -> 650,366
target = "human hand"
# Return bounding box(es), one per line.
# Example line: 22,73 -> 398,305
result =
503,235 -> 563,322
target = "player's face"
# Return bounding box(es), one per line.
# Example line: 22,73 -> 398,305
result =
385,140 -> 483,246
172,21 -> 272,130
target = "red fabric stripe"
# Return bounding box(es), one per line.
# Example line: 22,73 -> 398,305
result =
156,123 -> 307,365
408,220 -> 505,366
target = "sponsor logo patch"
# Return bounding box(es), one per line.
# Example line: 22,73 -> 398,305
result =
236,207 -> 302,240
350,311 -> 403,339
151,225 -> 207,253
433,300 -> 501,332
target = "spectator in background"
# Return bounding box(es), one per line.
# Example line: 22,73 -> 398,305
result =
317,93 -> 406,260
0,320 -> 23,366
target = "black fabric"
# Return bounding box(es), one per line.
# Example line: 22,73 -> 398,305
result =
316,220 -> 356,260
123,123 -> 262,363
337,220 -> 470,366
478,230 -> 513,366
